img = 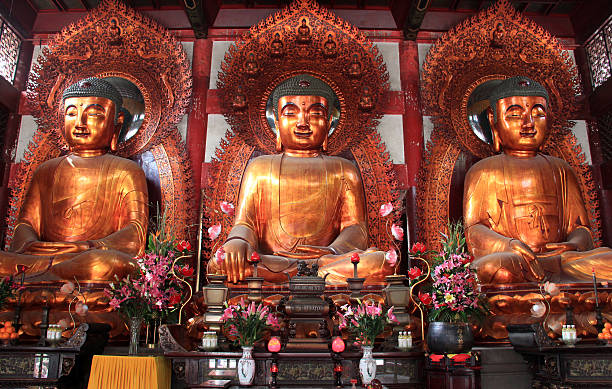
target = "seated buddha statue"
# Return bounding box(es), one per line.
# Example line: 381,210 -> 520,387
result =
0,78 -> 148,282
209,75 -> 392,284
464,76 -> 612,284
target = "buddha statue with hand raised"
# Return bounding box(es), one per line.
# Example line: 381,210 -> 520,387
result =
210,75 -> 392,284
464,76 -> 612,284
0,78 -> 148,281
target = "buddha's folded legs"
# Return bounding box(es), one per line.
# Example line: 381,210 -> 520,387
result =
0,249 -> 137,282
471,251 -> 540,284
208,249 -> 390,285
561,247 -> 612,281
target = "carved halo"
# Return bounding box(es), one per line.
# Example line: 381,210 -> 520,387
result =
6,0 -> 195,246
418,0 -> 600,251
206,0 -> 400,266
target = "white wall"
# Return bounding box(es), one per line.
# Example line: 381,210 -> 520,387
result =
15,42 -> 194,162
205,40 -> 406,164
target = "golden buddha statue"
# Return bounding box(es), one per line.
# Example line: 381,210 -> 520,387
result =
209,75 -> 392,284
0,78 -> 148,282
464,76 -> 612,284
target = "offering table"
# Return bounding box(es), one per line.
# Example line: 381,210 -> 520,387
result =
164,350 -> 425,388
513,343 -> 612,388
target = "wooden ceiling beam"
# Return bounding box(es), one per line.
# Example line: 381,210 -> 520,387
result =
78,0 -> 90,10
182,0 -> 220,39
401,0 -> 432,40
450,0 -> 460,10
50,0 -> 68,11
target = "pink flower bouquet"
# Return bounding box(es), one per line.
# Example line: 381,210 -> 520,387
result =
220,300 -> 280,347
421,222 -> 487,323
337,301 -> 398,347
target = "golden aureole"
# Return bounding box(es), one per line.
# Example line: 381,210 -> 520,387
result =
0,78 -> 148,282
208,75 -> 392,284
464,76 -> 612,284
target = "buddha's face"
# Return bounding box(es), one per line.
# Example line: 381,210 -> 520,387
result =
276,95 -> 330,153
63,96 -> 123,154
490,95 -> 548,154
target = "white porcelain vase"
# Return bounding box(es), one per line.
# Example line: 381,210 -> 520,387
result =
359,345 -> 376,385
238,346 -> 255,386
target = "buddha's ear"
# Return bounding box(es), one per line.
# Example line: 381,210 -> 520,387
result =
487,107 -> 501,153
111,109 -> 124,152
275,130 -> 282,153
322,134 -> 328,152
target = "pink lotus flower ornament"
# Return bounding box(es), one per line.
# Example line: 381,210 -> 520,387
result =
530,301 -> 546,318
208,224 -> 221,240
215,247 -> 226,266
379,202 -> 393,217
385,249 -> 398,266
220,201 -> 235,216
60,282 -> 75,294
391,224 -> 404,241
543,281 -> 560,297
75,302 -> 88,316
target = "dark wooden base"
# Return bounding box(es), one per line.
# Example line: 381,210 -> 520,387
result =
514,343 -> 612,388
165,350 -> 425,388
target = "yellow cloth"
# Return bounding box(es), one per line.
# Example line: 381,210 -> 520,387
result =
87,355 -> 171,389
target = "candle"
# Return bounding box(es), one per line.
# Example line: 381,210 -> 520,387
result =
250,252 -> 260,278
593,268 -> 600,308
350,253 -> 360,278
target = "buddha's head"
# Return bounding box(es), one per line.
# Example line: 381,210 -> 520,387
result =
272,75 -> 335,155
487,76 -> 549,155
61,77 -> 124,156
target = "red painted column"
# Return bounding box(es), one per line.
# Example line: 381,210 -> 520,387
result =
186,38 -> 213,204
399,40 -> 423,186
399,40 -> 423,246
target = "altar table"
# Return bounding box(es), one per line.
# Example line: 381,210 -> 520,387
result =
513,343 -> 612,388
165,350 -> 425,388
87,355 -> 171,389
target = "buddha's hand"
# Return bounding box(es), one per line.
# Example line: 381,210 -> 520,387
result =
274,245 -> 336,259
541,242 -> 579,257
20,241 -> 92,255
222,239 -> 253,283
509,239 -> 545,281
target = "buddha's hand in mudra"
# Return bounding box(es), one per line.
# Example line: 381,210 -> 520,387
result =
509,239 -> 545,281
222,239 -> 254,283
19,241 -> 93,255
274,245 -> 336,259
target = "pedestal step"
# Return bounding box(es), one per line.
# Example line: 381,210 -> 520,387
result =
476,347 -> 531,389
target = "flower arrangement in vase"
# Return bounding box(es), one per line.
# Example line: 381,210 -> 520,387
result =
337,301 -> 398,385
104,211 -> 194,354
417,222 -> 487,353
220,300 -> 280,385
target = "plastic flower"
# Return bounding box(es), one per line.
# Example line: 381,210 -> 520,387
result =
75,302 -> 88,316
408,267 -> 422,280
220,201 -> 235,216
207,224 -> 221,241
58,318 -> 70,329
530,301 -> 546,318
176,240 -> 192,251
168,293 -> 181,307
60,282 -> 75,294
391,224 -> 404,241
386,307 -> 398,323
444,293 -> 455,303
385,249 -> 398,266
180,266 -> 194,277
215,247 -> 226,266
379,202 -> 393,217
418,291 -> 432,306
410,242 -> 426,255
543,281 -> 560,296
